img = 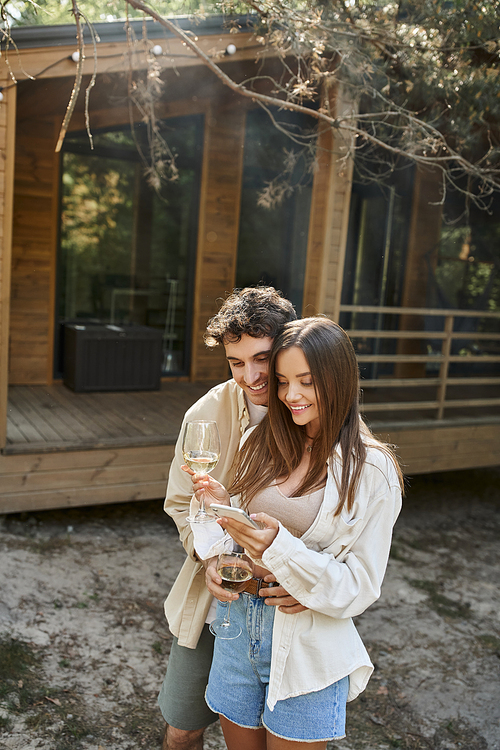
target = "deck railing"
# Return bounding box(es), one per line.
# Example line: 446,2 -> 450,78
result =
339,304 -> 500,421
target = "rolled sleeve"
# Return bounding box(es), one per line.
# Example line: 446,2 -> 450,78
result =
262,483 -> 402,619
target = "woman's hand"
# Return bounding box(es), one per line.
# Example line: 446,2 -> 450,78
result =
216,512 -> 279,559
181,465 -> 230,508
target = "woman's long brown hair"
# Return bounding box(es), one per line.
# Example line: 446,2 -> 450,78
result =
230,317 -> 403,515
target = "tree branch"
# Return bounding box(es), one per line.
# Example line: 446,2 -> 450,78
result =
55,0 -> 85,153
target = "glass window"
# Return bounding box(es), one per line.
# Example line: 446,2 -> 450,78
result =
56,114 -> 203,376
431,191 -> 500,317
428,187 -> 500,375
236,108 -> 314,312
340,166 -> 414,377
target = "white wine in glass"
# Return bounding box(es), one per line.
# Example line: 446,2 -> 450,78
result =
183,420 -> 221,524
210,546 -> 253,639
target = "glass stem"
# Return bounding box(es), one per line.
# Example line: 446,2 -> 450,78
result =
199,488 -> 206,515
222,601 -> 232,628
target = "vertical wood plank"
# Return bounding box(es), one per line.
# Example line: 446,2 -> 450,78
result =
0,83 -> 17,448
10,118 -> 59,384
190,101 -> 246,381
302,83 -> 357,320
46,118 -> 61,385
437,314 -> 453,419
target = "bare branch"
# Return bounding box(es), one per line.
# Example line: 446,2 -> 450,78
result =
121,0 -> 500,206
55,0 -> 85,153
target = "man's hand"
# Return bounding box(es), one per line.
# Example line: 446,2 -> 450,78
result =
203,556 -> 240,603
260,573 -> 308,614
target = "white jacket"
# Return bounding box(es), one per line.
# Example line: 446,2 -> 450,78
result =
252,445 -> 402,709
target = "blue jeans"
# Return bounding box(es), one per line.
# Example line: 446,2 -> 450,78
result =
206,593 -> 348,741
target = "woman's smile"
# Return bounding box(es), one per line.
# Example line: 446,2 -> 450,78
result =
288,403 -> 312,413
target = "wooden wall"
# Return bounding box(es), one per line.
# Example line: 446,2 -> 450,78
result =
0,443 -> 174,514
375,420 -> 500,476
6,47 -> 352,390
10,118 -> 59,385
302,83 -> 356,320
0,78 -> 17,448
190,101 -> 246,382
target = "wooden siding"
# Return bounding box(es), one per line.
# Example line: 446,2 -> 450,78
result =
1,381 -> 499,513
0,381 -> 214,514
0,80 -> 17,448
374,420 -> 500,475
0,443 -> 174,514
190,101 -> 246,382
10,118 -> 59,385
10,69 -> 248,388
302,83 -> 356,319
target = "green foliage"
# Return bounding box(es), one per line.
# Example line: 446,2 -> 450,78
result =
3,0 -> 206,27
219,0 -> 500,203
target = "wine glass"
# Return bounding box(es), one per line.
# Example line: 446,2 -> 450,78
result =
183,420 -> 221,524
209,544 -> 253,639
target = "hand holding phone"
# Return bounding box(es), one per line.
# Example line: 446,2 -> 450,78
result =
209,504 -> 260,529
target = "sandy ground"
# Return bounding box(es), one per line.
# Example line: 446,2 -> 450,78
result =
0,466 -> 499,750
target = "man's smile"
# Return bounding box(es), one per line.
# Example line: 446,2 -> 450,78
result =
248,381 -> 268,392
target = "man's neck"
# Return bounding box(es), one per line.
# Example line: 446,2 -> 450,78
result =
245,394 -> 268,428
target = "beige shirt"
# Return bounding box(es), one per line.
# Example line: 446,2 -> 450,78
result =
163,379 -> 255,648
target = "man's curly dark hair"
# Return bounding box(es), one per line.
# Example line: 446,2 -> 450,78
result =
204,286 -> 297,348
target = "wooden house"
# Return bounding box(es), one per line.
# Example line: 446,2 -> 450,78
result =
0,16 -> 499,513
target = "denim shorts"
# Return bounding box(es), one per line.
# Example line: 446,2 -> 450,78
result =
205,594 -> 349,742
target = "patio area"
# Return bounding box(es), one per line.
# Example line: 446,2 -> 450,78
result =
4,381 -> 217,455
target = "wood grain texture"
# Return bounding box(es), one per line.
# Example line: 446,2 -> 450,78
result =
0,81 -> 17,448
0,381 -> 213,513
302,83 -> 356,320
10,120 -> 58,385
190,101 -> 246,382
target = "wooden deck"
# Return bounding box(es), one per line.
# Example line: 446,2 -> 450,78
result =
0,381 -> 216,515
5,381 -> 217,454
1,381 -> 499,514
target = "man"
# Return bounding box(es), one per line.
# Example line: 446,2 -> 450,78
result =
158,287 -> 304,750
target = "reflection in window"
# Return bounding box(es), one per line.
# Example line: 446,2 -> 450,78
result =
431,192 -> 500,318
57,115 -> 203,376
340,168 -> 414,376
236,109 -> 314,312
427,188 -> 500,374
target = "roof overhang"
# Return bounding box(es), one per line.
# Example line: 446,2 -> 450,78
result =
9,14 -> 257,48
4,14 -> 265,80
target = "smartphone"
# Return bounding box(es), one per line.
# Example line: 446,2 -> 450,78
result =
209,504 -> 260,529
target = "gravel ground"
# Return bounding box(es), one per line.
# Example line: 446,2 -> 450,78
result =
0,465 -> 499,750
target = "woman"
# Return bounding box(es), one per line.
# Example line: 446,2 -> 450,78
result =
190,317 -> 403,750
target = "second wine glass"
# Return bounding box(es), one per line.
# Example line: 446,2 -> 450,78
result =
183,420 -> 221,524
209,544 -> 253,639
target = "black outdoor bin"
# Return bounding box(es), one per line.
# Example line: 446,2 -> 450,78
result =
63,324 -> 163,392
